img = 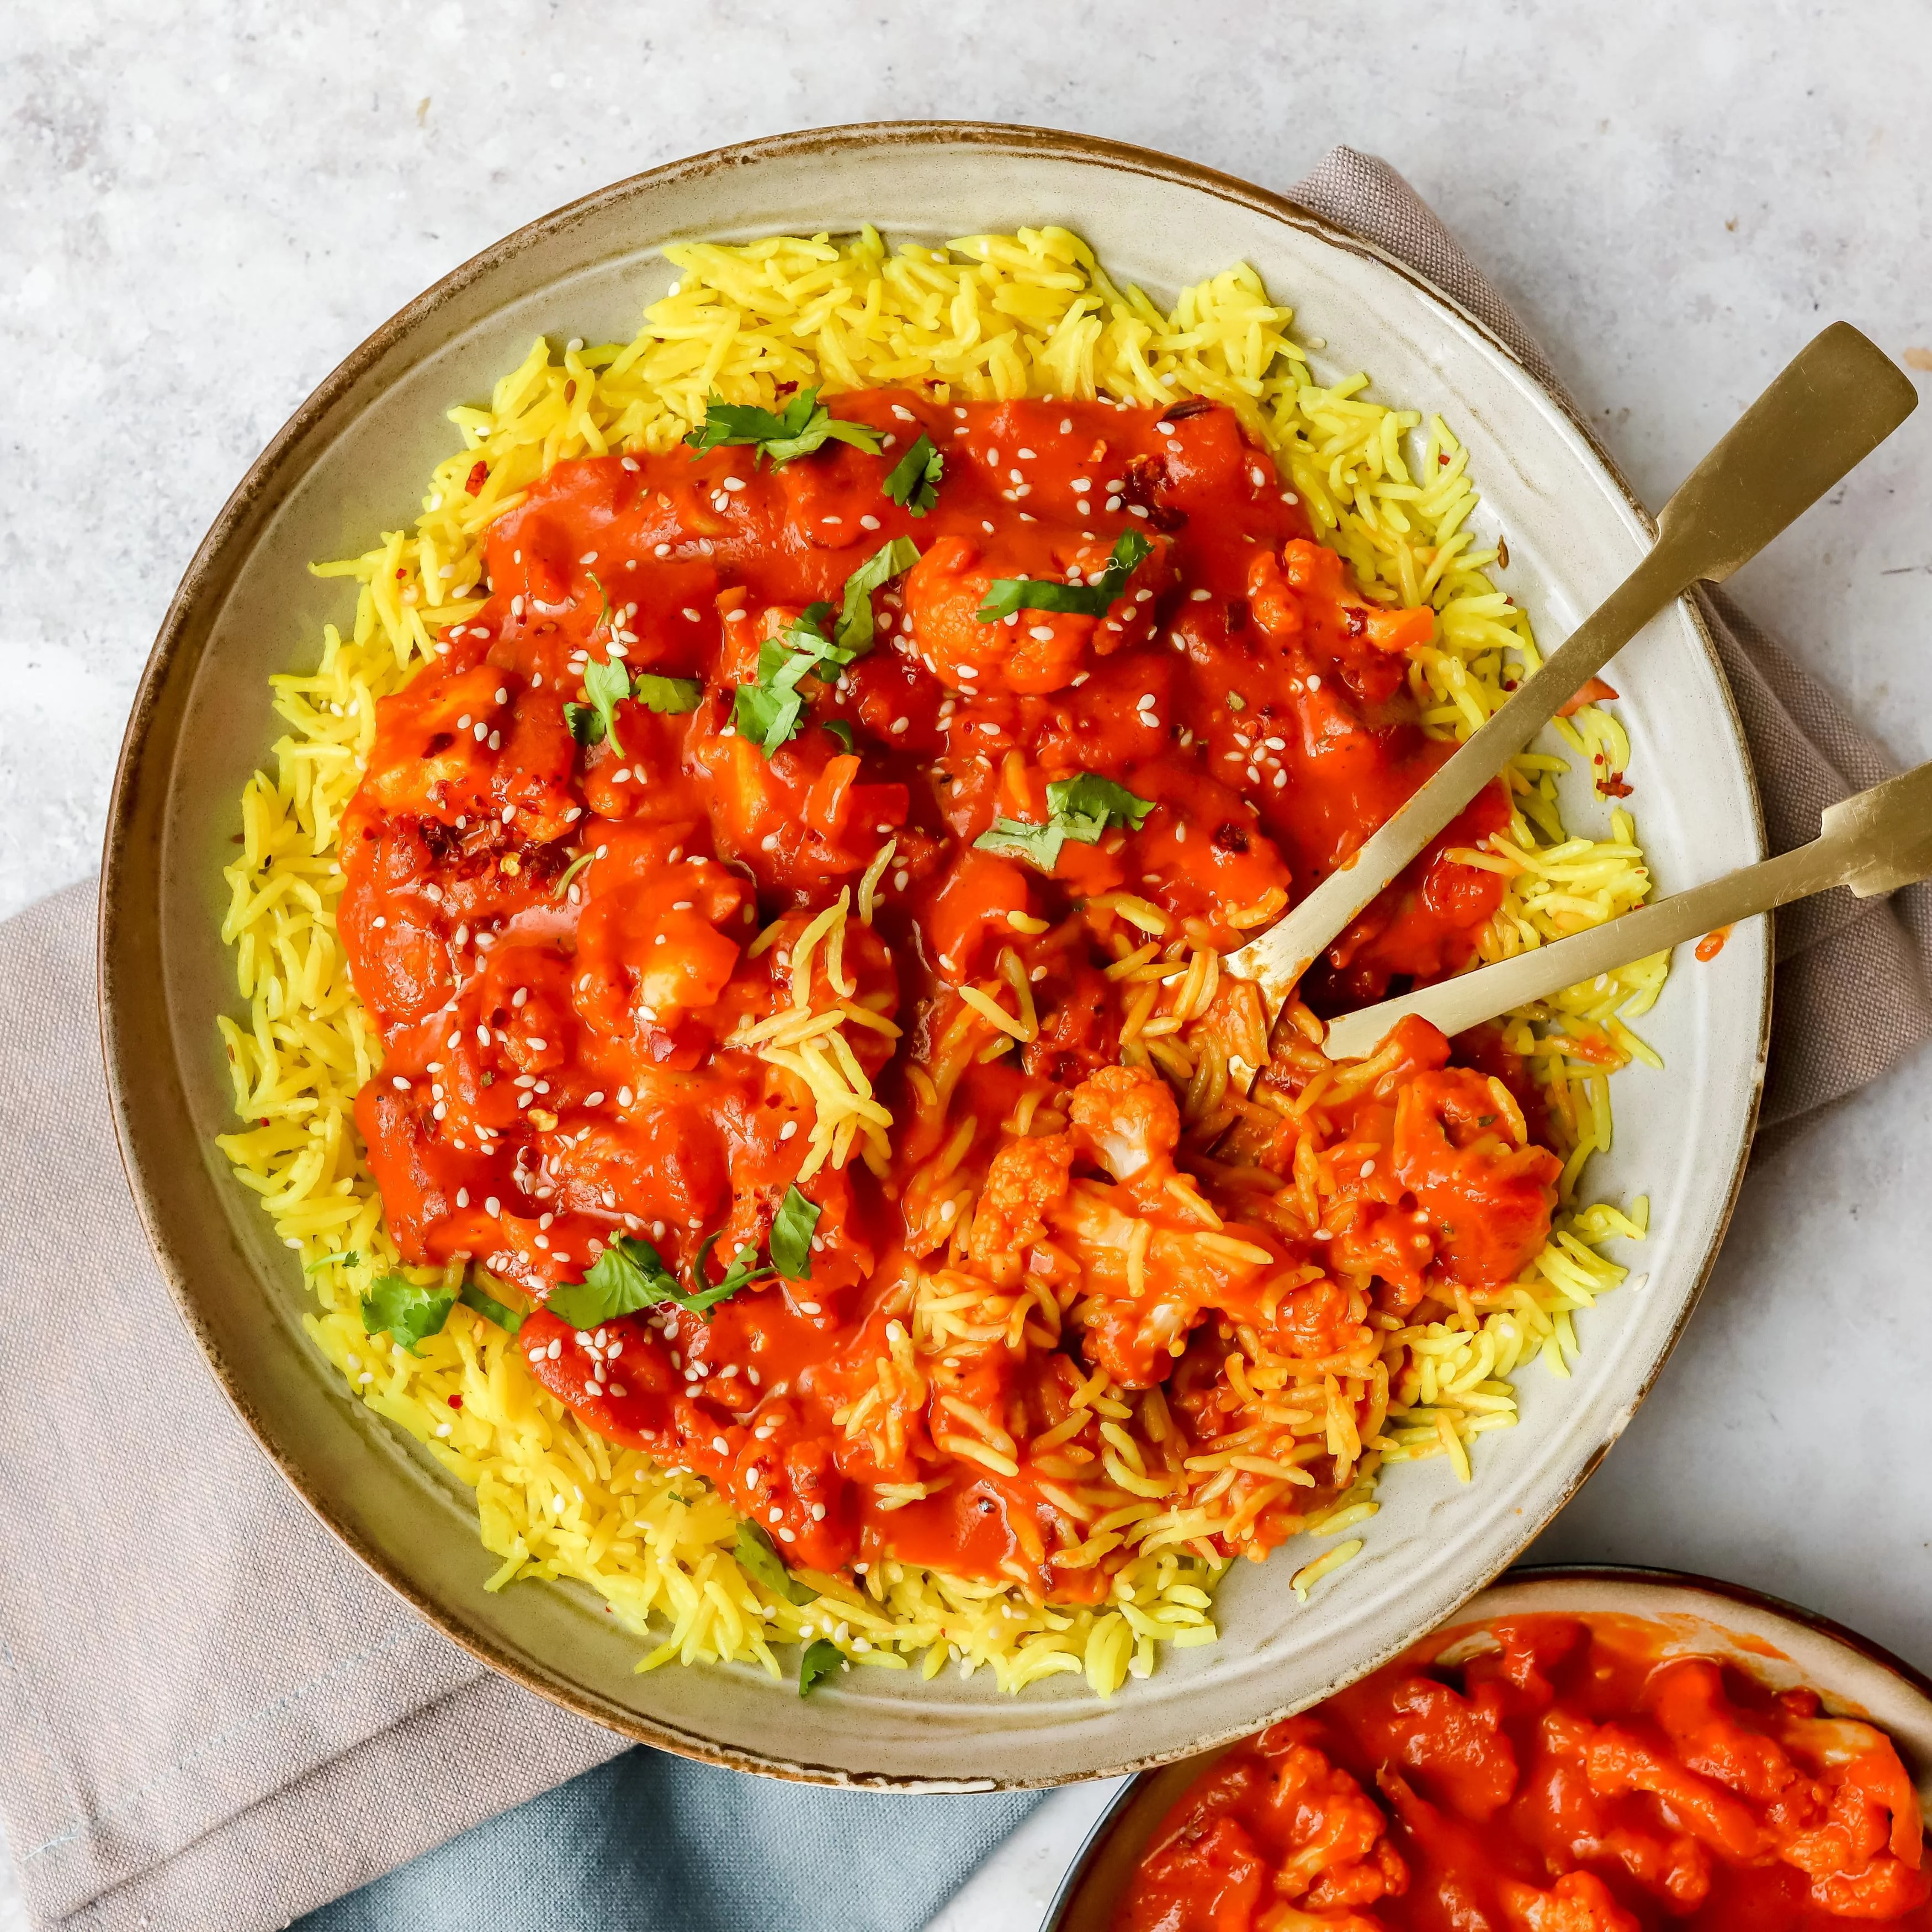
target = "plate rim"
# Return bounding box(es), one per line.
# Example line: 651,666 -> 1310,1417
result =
97,119 -> 1772,1786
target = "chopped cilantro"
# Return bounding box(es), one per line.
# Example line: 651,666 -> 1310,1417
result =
733,543 -> 917,756
799,1638 -> 843,1696
736,1521 -> 815,1606
733,630 -> 821,755
882,432 -> 943,515
567,657 -> 633,754
360,1276 -> 455,1353
630,673 -> 704,713
768,1185 -> 820,1281
1050,772 -> 1157,830
836,537 -> 920,657
305,1250 -> 358,1273
688,1233 -> 773,1309
459,1281 -> 526,1337
553,851 -> 594,900
973,771 -> 1155,873
975,531 -> 1153,623
972,816 -> 1072,871
824,718 -> 856,752
683,388 -> 884,466
546,1230 -> 771,1330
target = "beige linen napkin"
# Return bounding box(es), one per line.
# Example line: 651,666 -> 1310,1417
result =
0,885 -> 625,1932
0,146 -> 1925,1932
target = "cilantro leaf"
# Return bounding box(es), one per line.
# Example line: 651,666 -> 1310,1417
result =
769,1186 -> 820,1281
683,388 -> 883,466
799,1638 -> 843,1696
571,656 -> 633,755
733,544 -> 916,757
305,1250 -> 358,1273
973,770 -> 1155,874
1047,773 -> 1156,832
824,718 -> 856,752
546,1230 -> 772,1330
546,1234 -> 681,1329
631,673 -> 704,714
688,1233 -> 774,1310
975,532 -> 1154,623
459,1281 -> 526,1336
882,432 -> 943,515
836,538 -> 920,657
736,1521 -> 815,1606
553,851 -> 595,900
360,1275 -> 455,1353
733,634 -> 816,753
974,816 -> 1076,871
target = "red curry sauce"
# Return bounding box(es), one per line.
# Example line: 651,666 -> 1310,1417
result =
338,388 -> 1559,1594
1113,1613 -> 1930,1930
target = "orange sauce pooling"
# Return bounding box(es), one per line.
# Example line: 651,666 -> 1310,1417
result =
338,389 -> 1561,1595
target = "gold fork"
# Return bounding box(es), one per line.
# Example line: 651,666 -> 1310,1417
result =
1223,322 -> 1919,1086
1319,758 -> 1932,1060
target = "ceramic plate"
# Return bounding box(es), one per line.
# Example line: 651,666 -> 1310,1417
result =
1046,1566 -> 1932,1927
100,123 -> 1768,1786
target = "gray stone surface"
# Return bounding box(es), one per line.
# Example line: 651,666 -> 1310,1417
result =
2,3 -> 1928,1923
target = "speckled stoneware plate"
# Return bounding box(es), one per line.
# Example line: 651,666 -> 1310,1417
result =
1045,1567 -> 1932,1928
99,123 -> 1769,1787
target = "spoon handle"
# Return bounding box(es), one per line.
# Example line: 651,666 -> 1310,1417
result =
1225,323 -> 1919,1037
1318,758 -> 1932,1061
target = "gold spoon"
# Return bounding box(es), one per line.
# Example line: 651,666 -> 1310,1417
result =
1319,757 -> 1932,1061
1223,322 -> 1919,1085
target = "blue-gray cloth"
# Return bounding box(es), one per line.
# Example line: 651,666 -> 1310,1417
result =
297,1751 -> 1041,1931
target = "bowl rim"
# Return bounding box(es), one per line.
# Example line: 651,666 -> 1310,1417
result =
1043,1563 -> 1932,1929
97,119 -> 1771,1781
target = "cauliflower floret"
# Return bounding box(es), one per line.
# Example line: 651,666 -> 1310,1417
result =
1069,1064 -> 1180,1181
1498,1872 -> 1643,1932
967,1133 -> 1075,1264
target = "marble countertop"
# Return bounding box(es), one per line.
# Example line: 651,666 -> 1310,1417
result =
3,2 -> 1928,1925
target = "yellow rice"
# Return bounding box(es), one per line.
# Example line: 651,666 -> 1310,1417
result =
216,226 -> 1661,1696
